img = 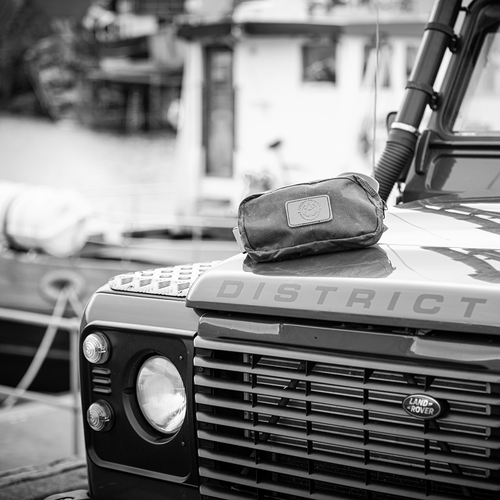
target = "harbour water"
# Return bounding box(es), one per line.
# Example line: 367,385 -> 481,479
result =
0,112 -> 178,227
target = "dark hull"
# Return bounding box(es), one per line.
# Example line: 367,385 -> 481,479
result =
0,237 -> 238,395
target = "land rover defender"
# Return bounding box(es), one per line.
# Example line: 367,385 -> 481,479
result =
72,1 -> 500,499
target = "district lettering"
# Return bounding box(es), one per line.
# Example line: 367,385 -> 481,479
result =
216,280 -> 487,319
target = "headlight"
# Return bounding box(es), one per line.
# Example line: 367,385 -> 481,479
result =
136,355 -> 186,435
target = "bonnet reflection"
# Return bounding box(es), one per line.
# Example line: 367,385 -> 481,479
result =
244,245 -> 394,279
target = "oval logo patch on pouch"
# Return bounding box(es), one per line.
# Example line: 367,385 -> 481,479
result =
286,195 -> 332,227
402,394 -> 445,420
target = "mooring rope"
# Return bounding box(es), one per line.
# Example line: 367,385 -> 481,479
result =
1,283 -> 80,409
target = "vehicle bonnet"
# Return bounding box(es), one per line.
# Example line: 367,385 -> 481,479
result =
186,194 -> 500,333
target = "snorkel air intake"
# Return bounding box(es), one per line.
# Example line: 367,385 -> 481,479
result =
374,0 -> 462,201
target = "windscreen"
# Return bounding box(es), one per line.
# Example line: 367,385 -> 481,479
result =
454,6 -> 500,134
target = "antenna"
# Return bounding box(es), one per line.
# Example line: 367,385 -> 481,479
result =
372,0 -> 380,171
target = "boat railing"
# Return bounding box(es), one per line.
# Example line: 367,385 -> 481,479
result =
0,287 -> 82,456
80,183 -> 239,231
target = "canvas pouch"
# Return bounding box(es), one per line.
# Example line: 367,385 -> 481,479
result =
235,173 -> 386,263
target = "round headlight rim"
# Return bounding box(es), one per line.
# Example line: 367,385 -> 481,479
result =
136,354 -> 187,437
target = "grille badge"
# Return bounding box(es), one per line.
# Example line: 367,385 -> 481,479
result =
403,394 -> 444,420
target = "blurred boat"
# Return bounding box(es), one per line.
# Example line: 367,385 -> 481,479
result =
0,182 -> 238,395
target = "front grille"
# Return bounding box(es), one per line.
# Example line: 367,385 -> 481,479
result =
193,336 -> 500,500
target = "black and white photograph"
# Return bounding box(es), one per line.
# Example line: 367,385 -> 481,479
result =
1,1 -> 499,500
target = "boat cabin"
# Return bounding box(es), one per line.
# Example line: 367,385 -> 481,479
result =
172,0 -> 432,216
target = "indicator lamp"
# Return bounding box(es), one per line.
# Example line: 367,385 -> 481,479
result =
83,332 -> 110,364
136,355 -> 186,434
87,400 -> 113,432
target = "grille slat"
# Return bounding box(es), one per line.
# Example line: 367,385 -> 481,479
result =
195,356 -> 500,406
199,447 -> 500,492
200,484 -> 256,500
197,410 -> 500,466
195,336 -> 500,500
196,394 -> 500,448
199,465 -> 477,500
199,472 -> 360,500
194,336 -> 500,384
195,374 -> 500,428
197,424 -> 500,472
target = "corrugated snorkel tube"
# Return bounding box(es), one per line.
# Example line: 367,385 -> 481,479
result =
374,0 -> 462,202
